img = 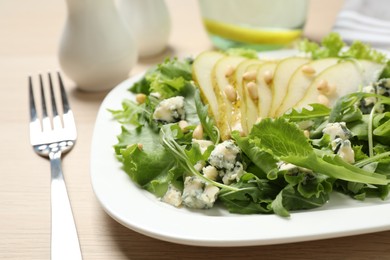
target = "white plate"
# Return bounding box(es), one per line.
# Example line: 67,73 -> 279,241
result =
90,51 -> 390,247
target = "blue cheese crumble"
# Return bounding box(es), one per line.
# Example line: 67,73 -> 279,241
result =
207,140 -> 244,185
360,78 -> 390,113
322,122 -> 355,163
161,184 -> 182,207
152,96 -> 185,123
181,176 -> 219,209
192,139 -> 214,154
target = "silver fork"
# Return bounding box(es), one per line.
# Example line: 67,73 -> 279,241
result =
29,72 -> 82,260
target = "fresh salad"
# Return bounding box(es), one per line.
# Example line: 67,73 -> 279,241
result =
110,33 -> 390,217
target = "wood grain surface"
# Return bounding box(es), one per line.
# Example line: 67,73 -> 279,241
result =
2,0 -> 390,259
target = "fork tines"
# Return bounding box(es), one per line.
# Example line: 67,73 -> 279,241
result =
29,72 -> 75,133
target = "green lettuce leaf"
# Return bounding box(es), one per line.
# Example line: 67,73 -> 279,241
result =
272,185 -> 329,217
130,57 -> 193,99
115,126 -> 175,188
194,90 -> 219,143
232,131 -> 278,179
218,173 -> 277,214
250,118 -> 390,185
299,32 -> 390,75
282,104 -> 330,122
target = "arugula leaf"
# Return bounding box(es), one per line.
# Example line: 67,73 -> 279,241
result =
160,124 -> 235,190
282,104 -> 330,122
194,90 -> 220,143
373,112 -> 390,143
329,92 -> 363,123
284,171 -> 333,199
218,173 -> 276,214
250,118 -> 390,185
232,131 -> 278,179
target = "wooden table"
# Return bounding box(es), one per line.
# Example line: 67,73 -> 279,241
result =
2,0 -> 390,259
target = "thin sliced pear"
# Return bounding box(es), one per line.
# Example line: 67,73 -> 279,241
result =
255,61 -> 278,122
213,55 -> 247,140
269,57 -> 310,117
295,60 -> 385,109
275,58 -> 339,116
192,51 -> 226,124
235,59 -> 264,135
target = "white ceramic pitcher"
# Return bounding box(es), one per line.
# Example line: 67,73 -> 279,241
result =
58,0 -> 138,92
118,0 -> 171,57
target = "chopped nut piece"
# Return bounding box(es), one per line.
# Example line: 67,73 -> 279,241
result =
224,84 -> 237,102
316,79 -> 329,92
243,71 -> 257,81
178,120 -> 189,132
246,81 -> 258,100
263,70 -> 273,85
301,65 -> 315,75
193,124 -> 204,140
225,65 -> 235,77
317,79 -> 336,96
135,93 -> 147,104
317,94 -> 330,106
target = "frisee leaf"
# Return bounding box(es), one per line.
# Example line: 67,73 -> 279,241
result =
108,99 -> 144,126
129,57 -> 193,99
299,32 -> 389,68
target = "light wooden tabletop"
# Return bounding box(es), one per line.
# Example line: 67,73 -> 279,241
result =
2,0 -> 390,259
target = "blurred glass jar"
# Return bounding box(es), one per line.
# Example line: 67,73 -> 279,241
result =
198,0 -> 309,51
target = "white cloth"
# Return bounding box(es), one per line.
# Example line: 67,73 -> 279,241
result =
333,0 -> 390,49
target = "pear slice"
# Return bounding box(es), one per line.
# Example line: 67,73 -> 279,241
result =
275,58 -> 339,116
193,51 -> 226,124
255,61 -> 278,122
295,60 -> 385,109
235,59 -> 265,135
268,57 -> 310,118
213,55 -> 247,140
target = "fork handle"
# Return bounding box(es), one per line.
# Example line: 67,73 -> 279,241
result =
50,151 -> 83,260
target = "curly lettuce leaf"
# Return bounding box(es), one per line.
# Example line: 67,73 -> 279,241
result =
129,57 -> 193,99
108,99 -> 144,126
224,48 -> 258,59
299,32 -> 389,75
115,126 -> 175,189
299,32 -> 345,59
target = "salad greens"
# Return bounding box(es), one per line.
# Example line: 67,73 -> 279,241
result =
111,34 -> 390,217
